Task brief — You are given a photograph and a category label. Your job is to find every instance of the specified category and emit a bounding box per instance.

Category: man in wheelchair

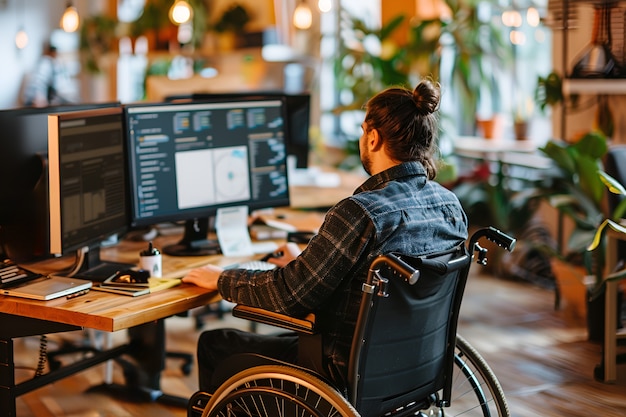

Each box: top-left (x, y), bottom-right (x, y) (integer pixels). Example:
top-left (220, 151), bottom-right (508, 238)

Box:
top-left (182, 80), bottom-right (469, 399)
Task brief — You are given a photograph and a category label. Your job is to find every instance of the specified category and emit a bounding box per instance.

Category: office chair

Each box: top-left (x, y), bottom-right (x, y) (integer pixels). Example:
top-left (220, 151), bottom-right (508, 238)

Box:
top-left (188, 227), bottom-right (515, 417)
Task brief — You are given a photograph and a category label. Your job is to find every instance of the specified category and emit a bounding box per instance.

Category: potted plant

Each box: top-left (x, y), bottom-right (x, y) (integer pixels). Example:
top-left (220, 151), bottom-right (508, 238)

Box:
top-left (512, 95), bottom-right (534, 140)
top-left (536, 131), bottom-right (626, 339)
top-left (330, 12), bottom-right (411, 169)
top-left (585, 170), bottom-right (626, 339)
top-left (211, 3), bottom-right (251, 51)
top-left (331, 1), bottom-right (511, 166)
top-left (409, 0), bottom-right (512, 136)
top-left (535, 71), bottom-right (566, 114)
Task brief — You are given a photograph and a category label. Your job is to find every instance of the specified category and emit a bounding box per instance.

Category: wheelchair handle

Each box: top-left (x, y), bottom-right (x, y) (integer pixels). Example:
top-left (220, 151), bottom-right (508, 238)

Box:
top-left (469, 226), bottom-right (516, 253)
top-left (468, 227), bottom-right (516, 266)
top-left (369, 254), bottom-right (420, 285)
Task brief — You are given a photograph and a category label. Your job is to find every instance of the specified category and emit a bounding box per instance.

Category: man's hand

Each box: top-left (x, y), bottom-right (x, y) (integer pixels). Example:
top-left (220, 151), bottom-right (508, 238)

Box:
top-left (182, 264), bottom-right (223, 290)
top-left (267, 242), bottom-right (302, 268)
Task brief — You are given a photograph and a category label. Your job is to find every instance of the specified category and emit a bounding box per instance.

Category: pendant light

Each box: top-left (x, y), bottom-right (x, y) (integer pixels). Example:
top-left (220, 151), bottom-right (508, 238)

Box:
top-left (293, 0), bottom-right (312, 30)
top-left (60, 2), bottom-right (80, 33)
top-left (169, 0), bottom-right (193, 25)
top-left (15, 0), bottom-right (28, 49)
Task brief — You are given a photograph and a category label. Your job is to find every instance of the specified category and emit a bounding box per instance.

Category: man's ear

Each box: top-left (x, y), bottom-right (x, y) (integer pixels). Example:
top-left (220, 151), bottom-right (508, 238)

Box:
top-left (368, 128), bottom-right (383, 151)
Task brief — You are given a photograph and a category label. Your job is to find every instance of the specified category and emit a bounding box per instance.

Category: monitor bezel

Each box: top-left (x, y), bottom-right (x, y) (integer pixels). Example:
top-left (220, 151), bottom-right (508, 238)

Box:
top-left (47, 106), bottom-right (129, 256)
top-left (0, 102), bottom-right (121, 263)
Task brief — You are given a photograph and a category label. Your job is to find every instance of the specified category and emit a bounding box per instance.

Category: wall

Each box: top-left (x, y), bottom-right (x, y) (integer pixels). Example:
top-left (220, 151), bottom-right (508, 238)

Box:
top-left (0, 0), bottom-right (62, 108)
top-left (0, 0), bottom-right (280, 109)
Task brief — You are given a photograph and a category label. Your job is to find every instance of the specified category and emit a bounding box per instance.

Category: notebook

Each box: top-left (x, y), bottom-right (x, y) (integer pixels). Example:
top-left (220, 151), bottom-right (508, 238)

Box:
top-left (2, 276), bottom-right (92, 300)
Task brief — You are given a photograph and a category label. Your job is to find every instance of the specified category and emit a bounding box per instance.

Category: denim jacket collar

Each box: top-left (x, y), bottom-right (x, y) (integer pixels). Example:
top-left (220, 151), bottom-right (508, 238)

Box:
top-left (354, 161), bottom-right (427, 195)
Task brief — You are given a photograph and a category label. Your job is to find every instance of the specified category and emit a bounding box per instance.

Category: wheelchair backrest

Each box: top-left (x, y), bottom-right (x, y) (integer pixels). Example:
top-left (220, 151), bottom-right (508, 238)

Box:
top-left (348, 244), bottom-right (471, 417)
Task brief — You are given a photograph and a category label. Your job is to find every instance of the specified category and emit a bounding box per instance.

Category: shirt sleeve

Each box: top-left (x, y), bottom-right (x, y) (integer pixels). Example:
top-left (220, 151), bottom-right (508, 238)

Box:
top-left (218, 198), bottom-right (375, 317)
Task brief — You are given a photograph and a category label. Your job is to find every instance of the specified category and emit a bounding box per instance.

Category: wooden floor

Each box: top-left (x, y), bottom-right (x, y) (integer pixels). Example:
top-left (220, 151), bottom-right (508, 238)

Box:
top-left (13, 268), bottom-right (626, 417)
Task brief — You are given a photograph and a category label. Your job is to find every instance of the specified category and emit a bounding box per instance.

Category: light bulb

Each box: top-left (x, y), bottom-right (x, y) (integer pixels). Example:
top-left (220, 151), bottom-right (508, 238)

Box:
top-left (169, 0), bottom-right (193, 25)
top-left (60, 5), bottom-right (80, 33)
top-left (527, 7), bottom-right (540, 27)
top-left (293, 1), bottom-right (312, 30)
top-left (15, 29), bottom-right (29, 49)
top-left (318, 0), bottom-right (332, 13)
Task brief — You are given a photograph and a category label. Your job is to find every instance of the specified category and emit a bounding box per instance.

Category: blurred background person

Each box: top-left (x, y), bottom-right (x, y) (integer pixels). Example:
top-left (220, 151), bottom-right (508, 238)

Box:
top-left (22, 42), bottom-right (75, 107)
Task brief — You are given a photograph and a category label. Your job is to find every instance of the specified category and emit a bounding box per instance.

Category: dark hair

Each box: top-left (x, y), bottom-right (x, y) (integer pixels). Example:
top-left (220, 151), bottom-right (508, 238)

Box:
top-left (364, 80), bottom-right (441, 179)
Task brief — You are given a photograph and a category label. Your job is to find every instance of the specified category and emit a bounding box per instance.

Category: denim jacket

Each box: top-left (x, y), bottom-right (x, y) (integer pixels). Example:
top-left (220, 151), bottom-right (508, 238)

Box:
top-left (219, 161), bottom-right (468, 384)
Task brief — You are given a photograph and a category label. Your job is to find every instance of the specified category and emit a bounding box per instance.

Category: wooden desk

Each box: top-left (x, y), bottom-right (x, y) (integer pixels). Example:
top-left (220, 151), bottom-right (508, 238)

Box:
top-left (0, 199), bottom-right (329, 416)
top-left (0, 237), bottom-right (220, 417)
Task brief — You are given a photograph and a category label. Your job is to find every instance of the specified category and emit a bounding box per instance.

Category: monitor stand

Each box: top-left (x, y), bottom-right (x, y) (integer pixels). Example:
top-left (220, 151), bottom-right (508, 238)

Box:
top-left (72, 244), bottom-right (136, 282)
top-left (162, 218), bottom-right (221, 257)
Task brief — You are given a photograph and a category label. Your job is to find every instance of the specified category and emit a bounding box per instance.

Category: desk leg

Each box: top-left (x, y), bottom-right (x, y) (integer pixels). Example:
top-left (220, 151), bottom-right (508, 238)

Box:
top-left (126, 320), bottom-right (166, 390)
top-left (0, 338), bottom-right (17, 417)
top-left (91, 319), bottom-right (187, 407)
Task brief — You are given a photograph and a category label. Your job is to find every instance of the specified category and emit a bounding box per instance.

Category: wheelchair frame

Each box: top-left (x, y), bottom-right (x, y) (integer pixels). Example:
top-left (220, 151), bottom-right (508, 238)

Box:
top-left (188, 227), bottom-right (515, 417)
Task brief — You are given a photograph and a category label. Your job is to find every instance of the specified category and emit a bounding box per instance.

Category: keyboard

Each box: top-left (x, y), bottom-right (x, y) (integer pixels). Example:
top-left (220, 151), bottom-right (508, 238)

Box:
top-left (167, 259), bottom-right (277, 280)
top-left (0, 259), bottom-right (42, 289)
top-left (225, 260), bottom-right (277, 271)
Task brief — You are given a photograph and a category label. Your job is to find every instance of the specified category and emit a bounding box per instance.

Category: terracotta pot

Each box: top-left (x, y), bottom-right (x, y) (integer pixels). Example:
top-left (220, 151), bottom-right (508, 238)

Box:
top-left (514, 121), bottom-right (529, 141)
top-left (476, 116), bottom-right (503, 139)
top-left (550, 259), bottom-right (588, 323)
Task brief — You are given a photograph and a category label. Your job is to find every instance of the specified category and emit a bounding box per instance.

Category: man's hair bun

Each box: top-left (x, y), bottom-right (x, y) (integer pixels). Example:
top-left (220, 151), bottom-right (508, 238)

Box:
top-left (412, 80), bottom-right (440, 115)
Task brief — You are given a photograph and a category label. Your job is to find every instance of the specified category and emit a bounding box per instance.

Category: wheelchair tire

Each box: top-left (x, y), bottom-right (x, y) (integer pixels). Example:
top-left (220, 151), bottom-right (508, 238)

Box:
top-left (443, 335), bottom-right (510, 417)
top-left (203, 364), bottom-right (359, 417)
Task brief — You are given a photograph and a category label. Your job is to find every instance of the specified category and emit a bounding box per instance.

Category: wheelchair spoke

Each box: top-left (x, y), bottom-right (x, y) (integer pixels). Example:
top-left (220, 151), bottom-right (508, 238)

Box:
top-left (204, 365), bottom-right (358, 417)
top-left (439, 336), bottom-right (509, 417)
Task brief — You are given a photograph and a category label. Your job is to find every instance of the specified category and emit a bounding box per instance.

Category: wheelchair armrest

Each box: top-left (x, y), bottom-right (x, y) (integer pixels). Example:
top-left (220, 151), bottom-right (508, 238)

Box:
top-left (232, 305), bottom-right (317, 334)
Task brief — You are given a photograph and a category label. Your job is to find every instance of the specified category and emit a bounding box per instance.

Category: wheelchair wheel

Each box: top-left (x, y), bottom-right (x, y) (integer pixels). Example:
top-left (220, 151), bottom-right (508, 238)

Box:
top-left (438, 335), bottom-right (510, 417)
top-left (203, 364), bottom-right (358, 417)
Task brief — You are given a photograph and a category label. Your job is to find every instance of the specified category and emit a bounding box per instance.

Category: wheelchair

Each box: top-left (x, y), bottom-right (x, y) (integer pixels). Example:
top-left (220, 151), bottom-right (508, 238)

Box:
top-left (188, 227), bottom-right (515, 417)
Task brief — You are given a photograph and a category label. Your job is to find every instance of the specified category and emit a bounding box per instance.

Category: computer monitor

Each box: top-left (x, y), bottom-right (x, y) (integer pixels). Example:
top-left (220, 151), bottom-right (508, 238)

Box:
top-left (47, 106), bottom-right (133, 278)
top-left (124, 97), bottom-right (290, 256)
top-left (0, 102), bottom-right (120, 263)
top-left (167, 92), bottom-right (311, 168)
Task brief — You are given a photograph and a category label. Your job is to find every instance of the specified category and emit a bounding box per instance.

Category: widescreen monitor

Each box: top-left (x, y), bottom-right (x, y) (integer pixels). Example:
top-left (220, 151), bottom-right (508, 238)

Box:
top-left (48, 106), bottom-right (132, 278)
top-left (124, 98), bottom-right (290, 256)
top-left (0, 102), bottom-right (120, 263)
top-left (167, 92), bottom-right (311, 168)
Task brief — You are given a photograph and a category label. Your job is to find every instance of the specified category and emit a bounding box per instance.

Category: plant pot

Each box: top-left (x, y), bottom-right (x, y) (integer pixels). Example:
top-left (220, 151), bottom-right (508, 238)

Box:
top-left (476, 116), bottom-right (503, 139)
top-left (550, 259), bottom-right (588, 324)
top-left (513, 121), bottom-right (529, 141)
top-left (550, 259), bottom-right (624, 341)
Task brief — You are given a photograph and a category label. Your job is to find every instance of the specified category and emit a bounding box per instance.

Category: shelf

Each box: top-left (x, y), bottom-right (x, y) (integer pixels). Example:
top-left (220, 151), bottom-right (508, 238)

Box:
top-left (563, 78), bottom-right (626, 95)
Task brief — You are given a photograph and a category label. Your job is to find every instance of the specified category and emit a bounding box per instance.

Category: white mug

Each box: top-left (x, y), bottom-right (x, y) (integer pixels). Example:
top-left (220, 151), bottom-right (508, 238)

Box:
top-left (139, 253), bottom-right (162, 277)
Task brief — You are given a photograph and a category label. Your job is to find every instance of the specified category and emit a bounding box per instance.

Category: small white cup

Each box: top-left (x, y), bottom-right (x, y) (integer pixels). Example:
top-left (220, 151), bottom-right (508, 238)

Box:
top-left (139, 253), bottom-right (162, 277)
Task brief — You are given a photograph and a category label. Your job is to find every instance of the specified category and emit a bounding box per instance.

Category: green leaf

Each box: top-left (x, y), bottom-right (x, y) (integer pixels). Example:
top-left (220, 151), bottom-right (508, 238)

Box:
top-left (587, 219), bottom-right (626, 251)
top-left (539, 141), bottom-right (576, 175)
top-left (573, 131), bottom-right (608, 160)
top-left (599, 171), bottom-right (626, 196)
top-left (576, 154), bottom-right (605, 207)
top-left (587, 219), bottom-right (609, 251)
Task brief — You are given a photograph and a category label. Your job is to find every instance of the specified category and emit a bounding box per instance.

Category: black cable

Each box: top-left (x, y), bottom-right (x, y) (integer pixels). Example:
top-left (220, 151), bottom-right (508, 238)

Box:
top-left (35, 334), bottom-right (48, 377)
